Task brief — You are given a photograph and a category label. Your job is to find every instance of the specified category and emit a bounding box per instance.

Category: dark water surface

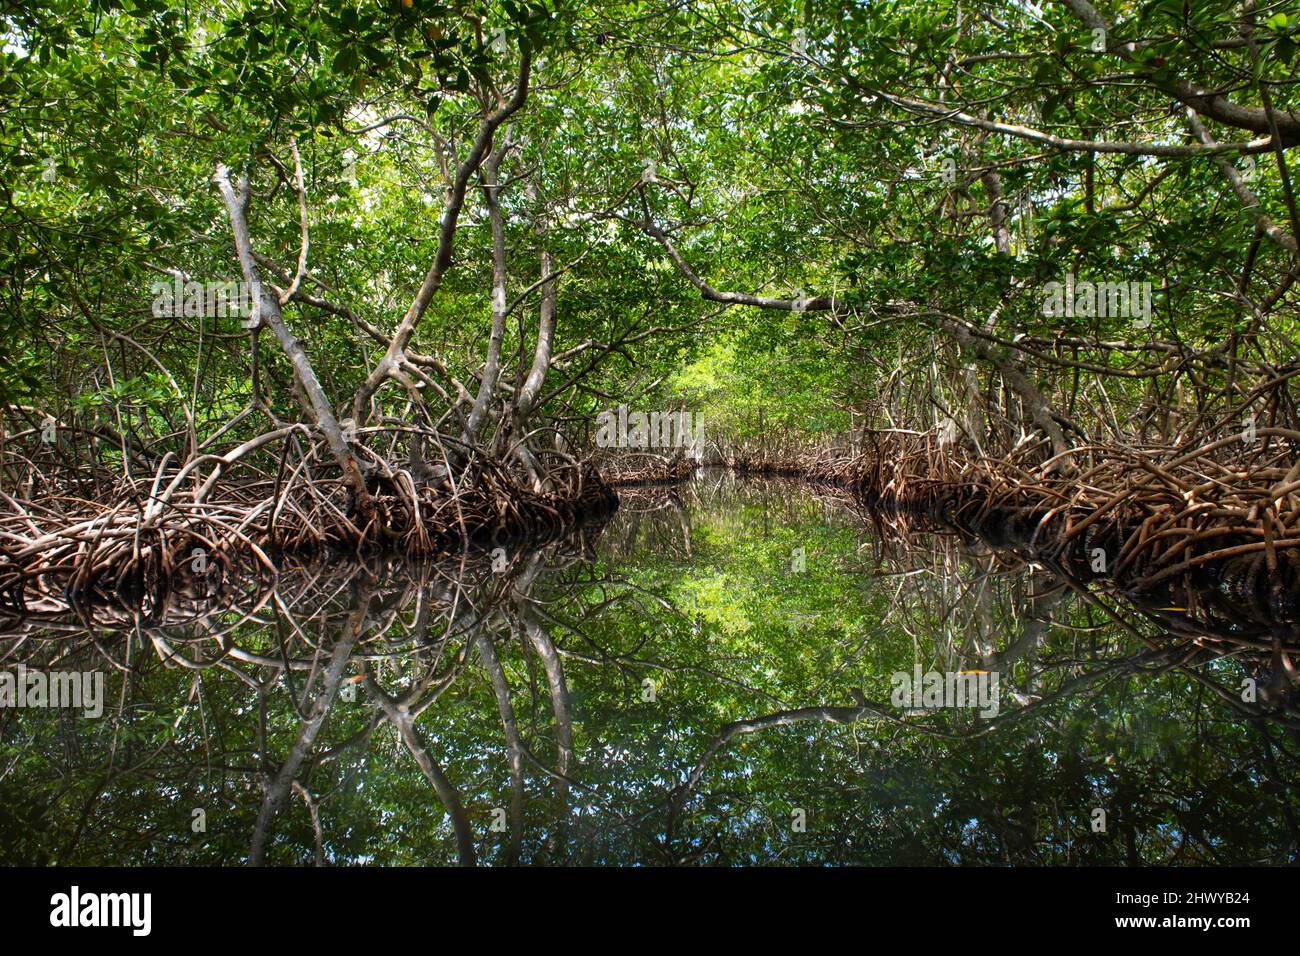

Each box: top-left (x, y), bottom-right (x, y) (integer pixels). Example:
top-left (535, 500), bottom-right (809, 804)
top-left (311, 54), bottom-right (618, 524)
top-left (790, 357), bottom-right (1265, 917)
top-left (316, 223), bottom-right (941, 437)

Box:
top-left (2, 473), bottom-right (1298, 865)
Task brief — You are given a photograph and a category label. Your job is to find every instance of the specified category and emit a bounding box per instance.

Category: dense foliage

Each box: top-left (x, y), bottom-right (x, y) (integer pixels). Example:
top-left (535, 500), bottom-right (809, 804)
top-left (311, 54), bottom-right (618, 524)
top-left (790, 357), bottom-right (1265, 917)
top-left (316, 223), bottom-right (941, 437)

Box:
top-left (5, 1), bottom-right (1299, 465)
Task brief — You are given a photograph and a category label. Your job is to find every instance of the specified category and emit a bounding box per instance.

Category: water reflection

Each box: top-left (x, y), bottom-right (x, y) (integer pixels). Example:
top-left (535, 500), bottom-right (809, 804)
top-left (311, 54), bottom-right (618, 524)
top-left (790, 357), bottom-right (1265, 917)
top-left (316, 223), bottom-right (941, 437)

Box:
top-left (1, 473), bottom-right (1297, 865)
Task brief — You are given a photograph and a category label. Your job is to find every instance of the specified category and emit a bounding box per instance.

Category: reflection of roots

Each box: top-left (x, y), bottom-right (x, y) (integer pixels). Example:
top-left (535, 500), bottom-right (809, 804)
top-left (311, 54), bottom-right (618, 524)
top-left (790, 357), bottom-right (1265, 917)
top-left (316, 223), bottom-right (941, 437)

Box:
top-left (0, 525), bottom-right (609, 867)
top-left (862, 508), bottom-right (1300, 724)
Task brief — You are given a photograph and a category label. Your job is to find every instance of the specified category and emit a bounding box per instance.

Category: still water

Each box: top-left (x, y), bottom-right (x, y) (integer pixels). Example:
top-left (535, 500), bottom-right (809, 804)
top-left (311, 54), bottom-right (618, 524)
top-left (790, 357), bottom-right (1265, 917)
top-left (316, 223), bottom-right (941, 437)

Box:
top-left (2, 473), bottom-right (1297, 865)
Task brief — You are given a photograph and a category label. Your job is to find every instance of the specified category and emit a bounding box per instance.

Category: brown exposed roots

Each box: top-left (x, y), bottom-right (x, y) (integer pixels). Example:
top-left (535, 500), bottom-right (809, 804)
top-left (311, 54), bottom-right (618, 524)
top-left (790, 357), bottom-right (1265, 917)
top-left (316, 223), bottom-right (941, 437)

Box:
top-left (598, 451), bottom-right (697, 486)
top-left (0, 424), bottom-right (616, 617)
top-left (855, 430), bottom-right (1300, 624)
top-left (716, 447), bottom-right (863, 486)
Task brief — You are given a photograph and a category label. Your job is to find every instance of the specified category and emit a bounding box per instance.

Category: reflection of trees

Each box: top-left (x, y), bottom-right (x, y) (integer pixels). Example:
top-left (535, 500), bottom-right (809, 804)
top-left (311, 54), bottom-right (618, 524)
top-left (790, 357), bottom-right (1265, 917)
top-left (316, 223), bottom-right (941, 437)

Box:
top-left (0, 518), bottom-right (611, 865)
top-left (1, 479), bottom-right (1298, 865)
top-left (858, 505), bottom-right (1300, 731)
top-left (639, 482), bottom-right (1300, 863)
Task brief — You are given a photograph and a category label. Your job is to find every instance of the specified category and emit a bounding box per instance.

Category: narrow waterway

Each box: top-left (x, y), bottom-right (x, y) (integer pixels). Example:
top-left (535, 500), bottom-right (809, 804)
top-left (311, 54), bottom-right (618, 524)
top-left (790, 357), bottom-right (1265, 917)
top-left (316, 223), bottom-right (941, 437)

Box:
top-left (1, 473), bottom-right (1297, 865)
